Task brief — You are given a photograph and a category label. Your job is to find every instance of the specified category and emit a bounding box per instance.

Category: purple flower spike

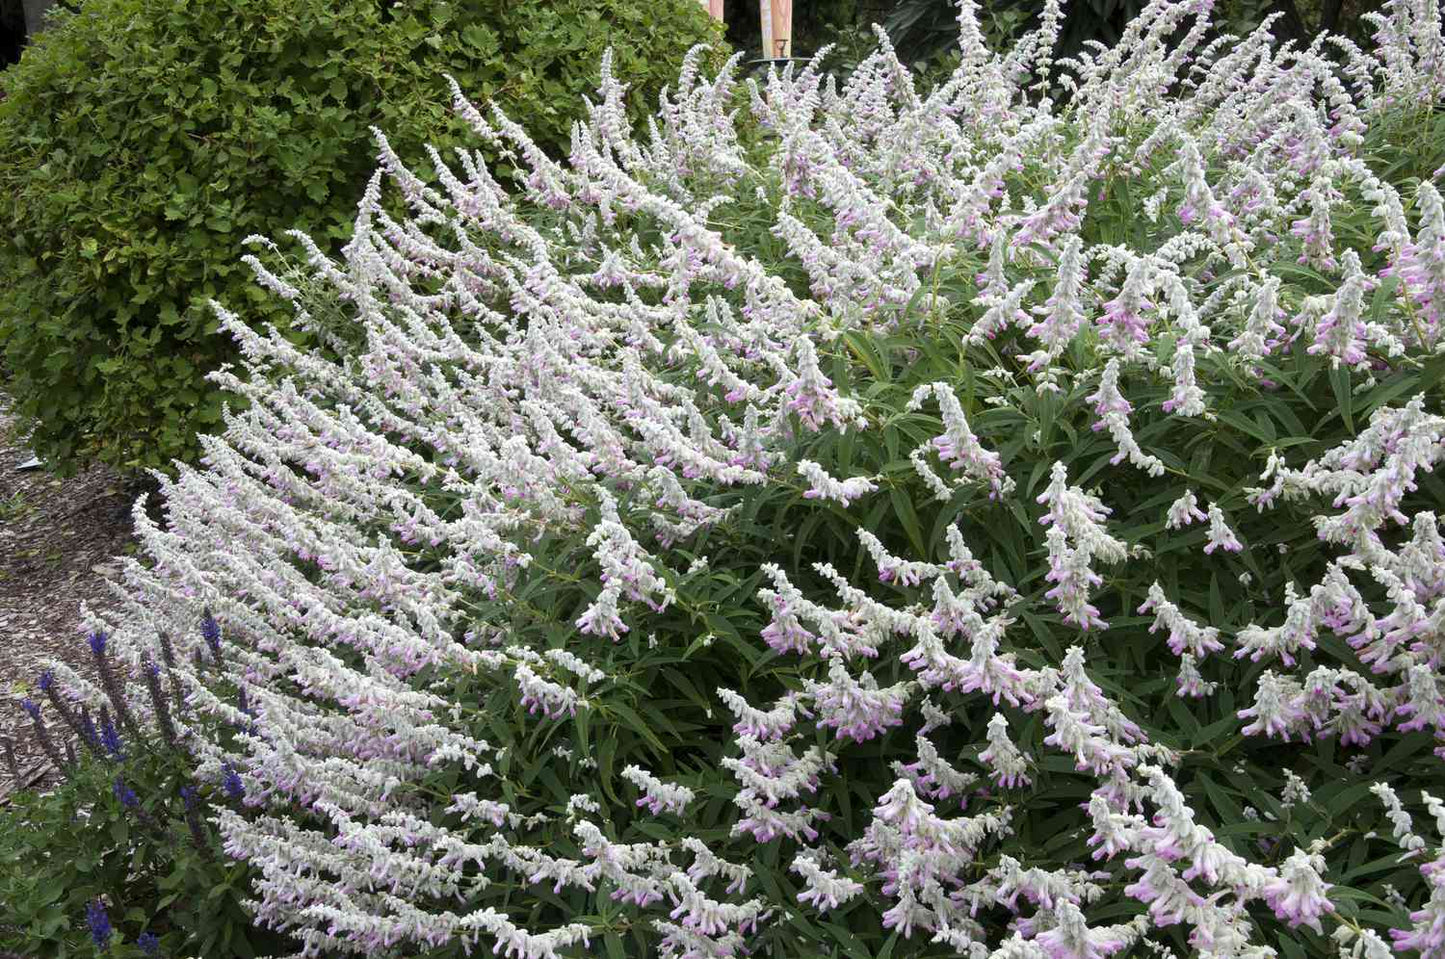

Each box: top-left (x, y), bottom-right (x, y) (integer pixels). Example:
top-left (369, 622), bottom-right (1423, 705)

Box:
top-left (20, 698), bottom-right (40, 720)
top-left (99, 714), bottom-right (125, 760)
top-left (87, 631), bottom-right (108, 655)
top-left (221, 763), bottom-right (245, 801)
top-left (38, 669), bottom-right (54, 692)
top-left (113, 776), bottom-right (139, 808)
top-left (79, 708), bottom-right (100, 748)
top-left (137, 932), bottom-right (161, 956)
top-left (201, 611), bottom-right (221, 655)
top-left (180, 783), bottom-right (211, 859)
top-left (86, 899), bottom-right (112, 949)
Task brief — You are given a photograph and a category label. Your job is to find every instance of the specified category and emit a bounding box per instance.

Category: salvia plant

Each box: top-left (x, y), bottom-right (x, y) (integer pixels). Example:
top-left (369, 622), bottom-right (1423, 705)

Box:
top-left (21, 0), bottom-right (1445, 955)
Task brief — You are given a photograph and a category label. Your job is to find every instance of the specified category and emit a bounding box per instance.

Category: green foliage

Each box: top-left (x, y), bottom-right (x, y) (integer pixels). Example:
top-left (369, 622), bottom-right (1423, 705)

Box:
top-left (884, 0), bottom-right (1035, 67)
top-left (0, 0), bottom-right (722, 475)
top-left (0, 739), bottom-right (277, 957)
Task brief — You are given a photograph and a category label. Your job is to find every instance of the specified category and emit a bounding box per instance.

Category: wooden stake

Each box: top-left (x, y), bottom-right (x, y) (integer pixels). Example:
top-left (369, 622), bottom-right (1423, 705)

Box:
top-left (759, 0), bottom-right (793, 59)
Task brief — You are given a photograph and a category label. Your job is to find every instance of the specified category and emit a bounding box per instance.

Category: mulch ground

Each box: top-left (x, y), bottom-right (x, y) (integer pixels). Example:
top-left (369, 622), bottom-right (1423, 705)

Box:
top-left (0, 396), bottom-right (147, 797)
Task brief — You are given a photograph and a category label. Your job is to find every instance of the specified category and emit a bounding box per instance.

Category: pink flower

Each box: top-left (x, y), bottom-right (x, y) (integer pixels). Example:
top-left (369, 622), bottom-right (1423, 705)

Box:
top-left (1263, 849), bottom-right (1334, 934)
top-left (1035, 901), bottom-right (1131, 959)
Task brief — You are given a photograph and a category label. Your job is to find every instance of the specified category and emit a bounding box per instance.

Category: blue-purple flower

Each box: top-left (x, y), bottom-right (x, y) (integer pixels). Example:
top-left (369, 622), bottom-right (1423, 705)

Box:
top-left (86, 899), bottom-right (112, 949)
top-left (221, 763), bottom-right (245, 801)
top-left (179, 783), bottom-right (211, 855)
top-left (140, 652), bottom-right (179, 748)
top-left (87, 630), bottom-right (108, 656)
top-left (137, 932), bottom-right (161, 956)
top-left (99, 713), bottom-right (125, 760)
top-left (79, 708), bottom-right (100, 748)
top-left (113, 776), bottom-right (138, 809)
top-left (201, 611), bottom-right (221, 657)
top-left (19, 697), bottom-right (40, 720)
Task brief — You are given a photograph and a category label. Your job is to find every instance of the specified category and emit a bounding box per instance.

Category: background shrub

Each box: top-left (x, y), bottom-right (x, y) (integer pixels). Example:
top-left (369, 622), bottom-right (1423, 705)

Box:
top-left (0, 0), bottom-right (721, 475)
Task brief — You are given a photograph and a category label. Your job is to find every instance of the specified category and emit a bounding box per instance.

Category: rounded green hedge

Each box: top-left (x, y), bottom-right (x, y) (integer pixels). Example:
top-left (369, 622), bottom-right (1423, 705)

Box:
top-left (0, 0), bottom-right (722, 474)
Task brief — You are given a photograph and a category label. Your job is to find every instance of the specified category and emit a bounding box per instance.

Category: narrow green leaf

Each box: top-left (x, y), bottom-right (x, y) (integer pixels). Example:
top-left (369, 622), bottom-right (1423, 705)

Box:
top-left (1329, 365), bottom-right (1354, 435)
top-left (889, 487), bottom-right (927, 557)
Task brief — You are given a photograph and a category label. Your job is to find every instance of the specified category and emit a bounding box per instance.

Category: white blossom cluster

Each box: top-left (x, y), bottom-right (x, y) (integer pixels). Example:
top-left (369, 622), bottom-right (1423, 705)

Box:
top-left (45, 0), bottom-right (1445, 956)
